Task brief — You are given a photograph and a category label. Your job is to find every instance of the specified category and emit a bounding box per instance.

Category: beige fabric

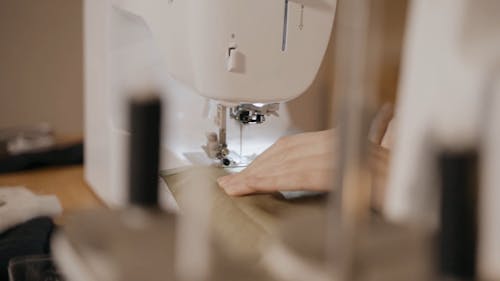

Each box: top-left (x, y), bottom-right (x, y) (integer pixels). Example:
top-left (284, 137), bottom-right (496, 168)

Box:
top-left (161, 166), bottom-right (327, 261)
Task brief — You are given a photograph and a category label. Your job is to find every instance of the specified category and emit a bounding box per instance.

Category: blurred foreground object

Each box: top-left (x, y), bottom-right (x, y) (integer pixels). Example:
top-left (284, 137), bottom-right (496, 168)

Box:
top-left (384, 0), bottom-right (500, 280)
top-left (52, 94), bottom-right (176, 281)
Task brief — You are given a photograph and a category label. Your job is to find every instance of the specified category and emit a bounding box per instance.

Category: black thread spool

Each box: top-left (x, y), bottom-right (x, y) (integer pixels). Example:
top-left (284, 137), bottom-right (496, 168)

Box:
top-left (438, 149), bottom-right (478, 280)
top-left (128, 94), bottom-right (161, 208)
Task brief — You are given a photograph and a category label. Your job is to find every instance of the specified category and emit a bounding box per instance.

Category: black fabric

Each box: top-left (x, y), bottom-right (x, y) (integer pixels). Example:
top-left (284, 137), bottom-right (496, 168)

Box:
top-left (0, 217), bottom-right (54, 281)
top-left (0, 143), bottom-right (83, 174)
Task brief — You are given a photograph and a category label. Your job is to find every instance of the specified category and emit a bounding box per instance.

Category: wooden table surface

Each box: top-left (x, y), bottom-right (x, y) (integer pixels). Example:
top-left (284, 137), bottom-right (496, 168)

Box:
top-left (0, 165), bottom-right (104, 223)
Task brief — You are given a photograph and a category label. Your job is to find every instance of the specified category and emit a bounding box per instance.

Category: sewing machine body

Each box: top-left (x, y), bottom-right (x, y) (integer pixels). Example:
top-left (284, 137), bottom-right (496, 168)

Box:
top-left (83, 0), bottom-right (336, 205)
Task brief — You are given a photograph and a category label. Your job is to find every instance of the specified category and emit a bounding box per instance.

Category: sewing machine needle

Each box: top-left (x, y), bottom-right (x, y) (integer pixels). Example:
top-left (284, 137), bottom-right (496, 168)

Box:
top-left (239, 123), bottom-right (243, 157)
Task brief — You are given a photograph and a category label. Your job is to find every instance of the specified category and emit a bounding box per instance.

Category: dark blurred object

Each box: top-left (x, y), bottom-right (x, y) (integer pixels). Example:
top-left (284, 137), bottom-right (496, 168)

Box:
top-left (438, 149), bottom-right (478, 280)
top-left (8, 255), bottom-right (62, 281)
top-left (0, 124), bottom-right (54, 158)
top-left (128, 95), bottom-right (161, 208)
top-left (0, 217), bottom-right (55, 281)
top-left (0, 143), bottom-right (83, 174)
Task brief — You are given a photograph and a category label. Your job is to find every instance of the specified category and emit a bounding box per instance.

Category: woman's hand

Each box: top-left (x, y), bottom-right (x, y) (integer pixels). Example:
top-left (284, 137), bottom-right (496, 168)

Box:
top-left (218, 103), bottom-right (394, 197)
top-left (217, 129), bottom-right (336, 196)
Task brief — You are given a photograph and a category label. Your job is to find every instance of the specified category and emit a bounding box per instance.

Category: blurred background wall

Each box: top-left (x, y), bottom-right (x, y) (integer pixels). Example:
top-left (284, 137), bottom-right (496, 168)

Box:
top-left (0, 0), bottom-right (83, 135)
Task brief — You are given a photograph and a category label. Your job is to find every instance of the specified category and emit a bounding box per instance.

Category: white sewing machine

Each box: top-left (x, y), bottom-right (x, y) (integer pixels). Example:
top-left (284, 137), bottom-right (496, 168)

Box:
top-left (84, 0), bottom-right (337, 206)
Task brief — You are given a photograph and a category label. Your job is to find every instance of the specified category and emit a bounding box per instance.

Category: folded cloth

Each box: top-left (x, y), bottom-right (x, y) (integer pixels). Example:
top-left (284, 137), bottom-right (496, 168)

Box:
top-left (0, 187), bottom-right (62, 233)
top-left (0, 217), bottom-right (55, 281)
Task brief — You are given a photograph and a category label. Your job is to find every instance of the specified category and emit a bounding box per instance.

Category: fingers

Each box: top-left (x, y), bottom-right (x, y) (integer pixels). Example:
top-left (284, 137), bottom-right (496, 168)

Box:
top-left (249, 170), bottom-right (333, 192)
top-left (217, 129), bottom-right (337, 196)
top-left (217, 157), bottom-right (334, 196)
top-left (243, 143), bottom-right (334, 178)
top-left (217, 153), bottom-right (333, 191)
top-left (219, 170), bottom-right (333, 196)
top-left (253, 153), bottom-right (334, 178)
top-left (251, 129), bottom-right (335, 165)
top-left (217, 174), bottom-right (256, 196)
top-left (369, 143), bottom-right (390, 211)
top-left (369, 103), bottom-right (394, 145)
top-left (241, 132), bottom-right (335, 178)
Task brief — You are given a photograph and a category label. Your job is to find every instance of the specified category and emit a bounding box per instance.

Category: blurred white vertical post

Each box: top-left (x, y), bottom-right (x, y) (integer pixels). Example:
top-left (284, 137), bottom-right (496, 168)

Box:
top-left (383, 0), bottom-right (500, 279)
top-left (328, 0), bottom-right (380, 279)
top-left (175, 168), bottom-right (213, 281)
top-left (480, 75), bottom-right (500, 281)
top-left (385, 0), bottom-right (484, 228)
top-left (461, 2), bottom-right (500, 279)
